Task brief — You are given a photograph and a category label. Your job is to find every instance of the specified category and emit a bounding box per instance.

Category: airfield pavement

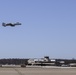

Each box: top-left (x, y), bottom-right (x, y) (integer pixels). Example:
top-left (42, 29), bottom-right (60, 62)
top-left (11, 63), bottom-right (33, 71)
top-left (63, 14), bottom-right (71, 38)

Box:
top-left (0, 67), bottom-right (76, 75)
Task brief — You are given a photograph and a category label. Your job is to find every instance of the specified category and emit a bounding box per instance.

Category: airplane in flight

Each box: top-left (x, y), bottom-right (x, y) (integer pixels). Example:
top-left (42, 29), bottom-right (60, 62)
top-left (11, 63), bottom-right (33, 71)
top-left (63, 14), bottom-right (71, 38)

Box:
top-left (2, 22), bottom-right (21, 27)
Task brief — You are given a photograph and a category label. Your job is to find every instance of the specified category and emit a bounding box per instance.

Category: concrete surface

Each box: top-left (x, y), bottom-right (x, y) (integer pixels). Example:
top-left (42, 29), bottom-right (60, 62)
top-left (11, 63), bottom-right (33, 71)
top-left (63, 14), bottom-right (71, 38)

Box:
top-left (0, 67), bottom-right (76, 75)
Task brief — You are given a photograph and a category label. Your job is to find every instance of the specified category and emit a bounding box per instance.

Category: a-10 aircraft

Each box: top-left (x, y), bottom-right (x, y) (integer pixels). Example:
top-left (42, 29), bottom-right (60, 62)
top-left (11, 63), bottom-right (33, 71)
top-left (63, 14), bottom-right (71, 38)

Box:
top-left (2, 22), bottom-right (21, 27)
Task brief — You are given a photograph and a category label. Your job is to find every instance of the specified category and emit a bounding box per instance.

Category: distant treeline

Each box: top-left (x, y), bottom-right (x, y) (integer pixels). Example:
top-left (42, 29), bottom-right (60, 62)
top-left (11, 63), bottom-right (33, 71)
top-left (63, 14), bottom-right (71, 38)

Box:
top-left (0, 59), bottom-right (28, 65)
top-left (0, 58), bottom-right (76, 66)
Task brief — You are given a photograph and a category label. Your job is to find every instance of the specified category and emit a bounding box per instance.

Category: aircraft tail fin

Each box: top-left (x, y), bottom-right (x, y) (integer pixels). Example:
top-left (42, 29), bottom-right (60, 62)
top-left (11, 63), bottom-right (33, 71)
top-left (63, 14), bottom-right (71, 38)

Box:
top-left (2, 23), bottom-right (6, 27)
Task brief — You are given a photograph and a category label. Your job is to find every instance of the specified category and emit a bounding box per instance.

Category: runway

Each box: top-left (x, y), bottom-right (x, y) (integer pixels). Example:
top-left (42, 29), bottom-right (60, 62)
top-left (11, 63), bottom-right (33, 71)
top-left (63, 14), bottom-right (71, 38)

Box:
top-left (0, 67), bottom-right (76, 75)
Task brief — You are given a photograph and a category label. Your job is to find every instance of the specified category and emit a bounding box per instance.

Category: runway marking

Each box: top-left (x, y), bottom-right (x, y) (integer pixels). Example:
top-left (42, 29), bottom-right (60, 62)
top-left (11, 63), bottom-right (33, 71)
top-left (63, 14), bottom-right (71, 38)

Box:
top-left (13, 68), bottom-right (24, 75)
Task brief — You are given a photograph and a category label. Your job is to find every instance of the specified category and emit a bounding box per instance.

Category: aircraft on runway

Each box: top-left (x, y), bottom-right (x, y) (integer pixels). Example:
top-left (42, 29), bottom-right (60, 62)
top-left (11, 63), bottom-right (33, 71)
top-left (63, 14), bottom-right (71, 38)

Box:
top-left (2, 22), bottom-right (21, 27)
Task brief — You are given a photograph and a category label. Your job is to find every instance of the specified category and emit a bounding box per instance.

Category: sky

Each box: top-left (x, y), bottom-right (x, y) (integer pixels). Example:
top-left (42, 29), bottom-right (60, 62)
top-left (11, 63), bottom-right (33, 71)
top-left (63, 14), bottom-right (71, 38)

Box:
top-left (0, 0), bottom-right (76, 59)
